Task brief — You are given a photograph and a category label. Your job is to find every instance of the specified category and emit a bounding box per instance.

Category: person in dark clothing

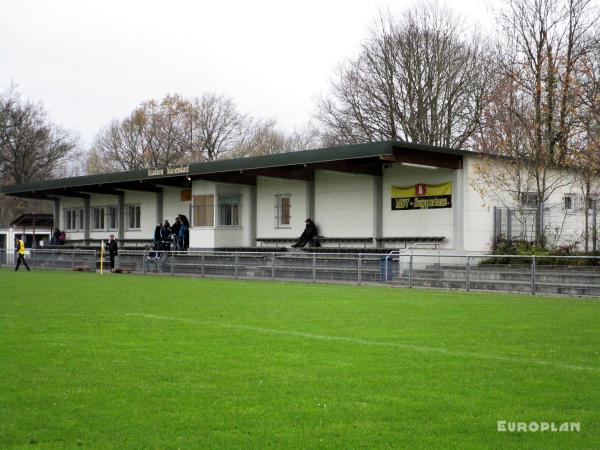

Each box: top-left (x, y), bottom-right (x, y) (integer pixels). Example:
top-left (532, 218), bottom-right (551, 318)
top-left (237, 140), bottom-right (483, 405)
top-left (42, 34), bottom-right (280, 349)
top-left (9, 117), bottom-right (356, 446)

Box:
top-left (178, 215), bottom-right (190, 251)
top-left (292, 218), bottom-right (319, 248)
top-left (14, 237), bottom-right (31, 271)
top-left (52, 228), bottom-right (60, 245)
top-left (160, 220), bottom-right (171, 250)
top-left (107, 234), bottom-right (118, 271)
top-left (171, 217), bottom-right (181, 250)
top-left (153, 223), bottom-right (162, 245)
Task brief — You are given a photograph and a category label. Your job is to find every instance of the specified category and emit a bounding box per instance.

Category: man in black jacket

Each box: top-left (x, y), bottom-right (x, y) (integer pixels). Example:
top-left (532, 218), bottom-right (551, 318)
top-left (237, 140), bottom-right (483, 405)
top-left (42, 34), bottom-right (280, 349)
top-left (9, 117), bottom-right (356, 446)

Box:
top-left (292, 219), bottom-right (319, 248)
top-left (107, 234), bottom-right (118, 271)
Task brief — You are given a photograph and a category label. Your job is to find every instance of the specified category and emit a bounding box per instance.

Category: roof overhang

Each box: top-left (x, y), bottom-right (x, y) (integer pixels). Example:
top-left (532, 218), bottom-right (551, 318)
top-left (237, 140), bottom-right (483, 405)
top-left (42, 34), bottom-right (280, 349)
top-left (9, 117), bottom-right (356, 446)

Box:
top-left (0, 141), bottom-right (473, 199)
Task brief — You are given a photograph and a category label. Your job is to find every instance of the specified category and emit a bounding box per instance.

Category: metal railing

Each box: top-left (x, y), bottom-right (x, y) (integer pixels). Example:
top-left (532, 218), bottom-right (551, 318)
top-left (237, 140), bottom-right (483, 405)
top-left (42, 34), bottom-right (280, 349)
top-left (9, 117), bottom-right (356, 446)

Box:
top-left (2, 248), bottom-right (599, 296)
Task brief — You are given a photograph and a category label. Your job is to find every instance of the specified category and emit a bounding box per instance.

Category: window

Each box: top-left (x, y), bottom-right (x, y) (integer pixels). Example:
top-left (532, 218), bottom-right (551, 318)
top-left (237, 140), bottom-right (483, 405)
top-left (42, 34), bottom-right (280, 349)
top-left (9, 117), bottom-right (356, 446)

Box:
top-left (520, 192), bottom-right (538, 208)
top-left (193, 195), bottom-right (214, 226)
top-left (92, 207), bottom-right (105, 230)
top-left (126, 205), bottom-right (141, 230)
top-left (107, 206), bottom-right (118, 230)
top-left (275, 194), bottom-right (291, 228)
top-left (64, 208), bottom-right (84, 231)
top-left (218, 194), bottom-right (240, 226)
top-left (564, 195), bottom-right (575, 213)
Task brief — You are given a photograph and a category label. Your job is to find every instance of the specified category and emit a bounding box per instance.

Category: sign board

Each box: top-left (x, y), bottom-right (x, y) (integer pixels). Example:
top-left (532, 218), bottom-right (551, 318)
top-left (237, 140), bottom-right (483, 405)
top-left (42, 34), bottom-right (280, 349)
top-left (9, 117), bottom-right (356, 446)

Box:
top-left (391, 182), bottom-right (452, 210)
top-left (147, 164), bottom-right (190, 177)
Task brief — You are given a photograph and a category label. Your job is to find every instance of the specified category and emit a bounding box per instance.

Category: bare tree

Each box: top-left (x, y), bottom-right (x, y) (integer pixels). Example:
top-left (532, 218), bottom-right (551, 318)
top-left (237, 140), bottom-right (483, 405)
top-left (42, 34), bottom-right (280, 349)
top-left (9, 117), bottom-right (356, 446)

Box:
top-left (472, 0), bottom-right (597, 244)
top-left (0, 85), bottom-right (78, 184)
top-left (91, 94), bottom-right (191, 171)
top-left (232, 120), bottom-right (320, 158)
top-left (317, 4), bottom-right (492, 148)
top-left (185, 93), bottom-right (249, 161)
top-left (0, 84), bottom-right (78, 227)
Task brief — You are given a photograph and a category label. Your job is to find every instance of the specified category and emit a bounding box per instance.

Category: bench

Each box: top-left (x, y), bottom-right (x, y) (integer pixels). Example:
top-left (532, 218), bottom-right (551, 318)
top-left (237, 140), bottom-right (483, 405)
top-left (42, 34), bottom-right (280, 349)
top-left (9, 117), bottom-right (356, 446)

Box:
top-left (376, 237), bottom-right (445, 249)
top-left (256, 236), bottom-right (373, 248)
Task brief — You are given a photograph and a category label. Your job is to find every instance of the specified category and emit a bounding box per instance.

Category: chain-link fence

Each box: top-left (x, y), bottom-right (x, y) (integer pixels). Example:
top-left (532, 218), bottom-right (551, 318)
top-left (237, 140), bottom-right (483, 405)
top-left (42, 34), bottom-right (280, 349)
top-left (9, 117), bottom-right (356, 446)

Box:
top-left (2, 248), bottom-right (599, 296)
top-left (494, 201), bottom-right (599, 251)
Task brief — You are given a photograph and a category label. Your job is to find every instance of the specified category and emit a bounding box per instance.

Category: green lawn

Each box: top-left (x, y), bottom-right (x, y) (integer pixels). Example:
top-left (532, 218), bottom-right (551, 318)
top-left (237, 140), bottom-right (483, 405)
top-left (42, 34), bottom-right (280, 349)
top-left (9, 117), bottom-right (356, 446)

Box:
top-left (1, 270), bottom-right (599, 449)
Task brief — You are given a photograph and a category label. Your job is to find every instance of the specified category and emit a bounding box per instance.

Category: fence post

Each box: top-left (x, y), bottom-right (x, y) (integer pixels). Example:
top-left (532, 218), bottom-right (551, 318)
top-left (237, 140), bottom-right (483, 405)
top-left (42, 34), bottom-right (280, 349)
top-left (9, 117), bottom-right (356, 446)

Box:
top-left (408, 254), bottom-right (413, 288)
top-left (142, 249), bottom-right (146, 274)
top-left (71, 249), bottom-right (75, 270)
top-left (506, 209), bottom-right (512, 240)
top-left (201, 253), bottom-right (205, 278)
top-left (465, 255), bottom-right (470, 292)
top-left (531, 255), bottom-right (536, 295)
top-left (593, 200), bottom-right (598, 253)
top-left (51, 249), bottom-right (55, 270)
top-left (234, 252), bottom-right (239, 280)
top-left (271, 253), bottom-right (275, 280)
top-left (312, 253), bottom-right (316, 283)
top-left (357, 253), bottom-right (362, 286)
top-left (170, 251), bottom-right (174, 276)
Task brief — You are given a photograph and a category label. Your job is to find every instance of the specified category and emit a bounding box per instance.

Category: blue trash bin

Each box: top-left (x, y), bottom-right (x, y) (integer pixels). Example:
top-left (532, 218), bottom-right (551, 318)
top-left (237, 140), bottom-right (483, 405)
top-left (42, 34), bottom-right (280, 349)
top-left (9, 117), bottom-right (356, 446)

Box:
top-left (379, 256), bottom-right (393, 281)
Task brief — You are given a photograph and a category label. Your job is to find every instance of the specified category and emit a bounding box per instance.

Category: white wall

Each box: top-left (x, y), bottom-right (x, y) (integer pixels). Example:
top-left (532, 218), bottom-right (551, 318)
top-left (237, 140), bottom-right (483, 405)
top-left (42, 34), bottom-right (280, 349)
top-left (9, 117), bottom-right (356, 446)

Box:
top-left (162, 186), bottom-right (191, 225)
top-left (314, 171), bottom-right (373, 237)
top-left (256, 176), bottom-right (307, 238)
top-left (382, 164), bottom-right (455, 248)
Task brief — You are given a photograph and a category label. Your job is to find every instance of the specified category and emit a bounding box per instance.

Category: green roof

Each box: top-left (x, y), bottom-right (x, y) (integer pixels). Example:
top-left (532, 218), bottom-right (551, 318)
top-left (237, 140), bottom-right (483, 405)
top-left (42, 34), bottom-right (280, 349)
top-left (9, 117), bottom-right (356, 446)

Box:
top-left (1, 140), bottom-right (474, 196)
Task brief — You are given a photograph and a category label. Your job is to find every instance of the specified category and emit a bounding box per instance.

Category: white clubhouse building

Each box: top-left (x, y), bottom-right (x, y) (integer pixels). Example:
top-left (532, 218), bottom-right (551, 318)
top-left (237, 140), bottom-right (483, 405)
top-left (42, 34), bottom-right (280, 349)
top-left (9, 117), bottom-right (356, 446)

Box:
top-left (1, 141), bottom-right (591, 252)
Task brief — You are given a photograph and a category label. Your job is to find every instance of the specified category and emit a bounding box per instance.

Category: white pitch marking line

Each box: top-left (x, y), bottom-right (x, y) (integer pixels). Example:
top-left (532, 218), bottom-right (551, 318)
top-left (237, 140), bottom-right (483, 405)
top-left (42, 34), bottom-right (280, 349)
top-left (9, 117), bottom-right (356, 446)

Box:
top-left (126, 313), bottom-right (600, 374)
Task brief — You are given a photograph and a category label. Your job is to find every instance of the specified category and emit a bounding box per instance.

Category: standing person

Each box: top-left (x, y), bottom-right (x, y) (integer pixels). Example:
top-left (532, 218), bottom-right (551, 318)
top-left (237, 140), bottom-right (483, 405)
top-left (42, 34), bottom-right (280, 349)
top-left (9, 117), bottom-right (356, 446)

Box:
top-left (160, 220), bottom-right (171, 251)
top-left (171, 217), bottom-right (181, 250)
top-left (178, 215), bottom-right (189, 251)
top-left (52, 228), bottom-right (60, 245)
top-left (14, 237), bottom-right (31, 271)
top-left (59, 230), bottom-right (66, 245)
top-left (292, 218), bottom-right (319, 248)
top-left (107, 234), bottom-right (118, 271)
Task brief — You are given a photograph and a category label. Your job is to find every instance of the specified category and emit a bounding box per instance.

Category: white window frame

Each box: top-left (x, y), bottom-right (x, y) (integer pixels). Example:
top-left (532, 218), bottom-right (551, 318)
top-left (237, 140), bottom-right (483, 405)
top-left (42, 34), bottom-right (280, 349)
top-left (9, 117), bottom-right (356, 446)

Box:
top-left (92, 206), bottom-right (106, 231)
top-left (217, 194), bottom-right (241, 227)
top-left (520, 192), bottom-right (538, 209)
top-left (125, 204), bottom-right (141, 231)
top-left (564, 194), bottom-right (576, 214)
top-left (64, 208), bottom-right (84, 231)
top-left (106, 205), bottom-right (118, 231)
top-left (274, 194), bottom-right (291, 229)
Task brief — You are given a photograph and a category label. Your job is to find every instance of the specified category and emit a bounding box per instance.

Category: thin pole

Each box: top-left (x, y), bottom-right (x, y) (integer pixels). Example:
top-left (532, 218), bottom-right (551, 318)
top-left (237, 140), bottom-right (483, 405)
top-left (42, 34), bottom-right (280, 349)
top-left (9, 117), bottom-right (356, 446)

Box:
top-left (466, 255), bottom-right (470, 292)
top-left (357, 253), bottom-right (362, 286)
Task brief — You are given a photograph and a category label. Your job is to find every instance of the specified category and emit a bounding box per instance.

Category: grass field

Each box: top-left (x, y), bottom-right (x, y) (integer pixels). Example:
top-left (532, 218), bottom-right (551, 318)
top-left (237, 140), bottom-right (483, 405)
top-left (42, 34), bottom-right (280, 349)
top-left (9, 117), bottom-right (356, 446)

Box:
top-left (1, 270), bottom-right (600, 449)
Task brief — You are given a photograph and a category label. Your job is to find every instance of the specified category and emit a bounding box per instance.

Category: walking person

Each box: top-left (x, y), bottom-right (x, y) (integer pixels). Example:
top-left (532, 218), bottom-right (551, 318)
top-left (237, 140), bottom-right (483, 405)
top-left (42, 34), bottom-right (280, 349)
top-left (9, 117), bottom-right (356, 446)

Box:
top-left (14, 237), bottom-right (31, 271)
top-left (107, 234), bottom-right (118, 271)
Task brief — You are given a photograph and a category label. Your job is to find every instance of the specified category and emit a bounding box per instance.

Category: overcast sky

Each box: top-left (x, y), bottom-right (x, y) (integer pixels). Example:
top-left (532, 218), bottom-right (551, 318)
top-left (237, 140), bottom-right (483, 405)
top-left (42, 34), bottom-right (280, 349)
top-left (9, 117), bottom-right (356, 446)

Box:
top-left (0, 0), bottom-right (494, 149)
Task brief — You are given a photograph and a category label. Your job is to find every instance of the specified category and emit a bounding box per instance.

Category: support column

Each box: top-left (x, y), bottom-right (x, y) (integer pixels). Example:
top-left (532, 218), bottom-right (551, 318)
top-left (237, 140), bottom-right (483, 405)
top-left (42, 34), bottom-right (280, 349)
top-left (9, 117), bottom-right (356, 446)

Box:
top-left (118, 192), bottom-right (125, 240)
top-left (156, 189), bottom-right (164, 225)
top-left (452, 167), bottom-right (465, 250)
top-left (249, 185), bottom-right (257, 247)
top-left (84, 197), bottom-right (90, 241)
top-left (306, 179), bottom-right (315, 220)
top-left (372, 175), bottom-right (383, 247)
top-left (53, 198), bottom-right (60, 231)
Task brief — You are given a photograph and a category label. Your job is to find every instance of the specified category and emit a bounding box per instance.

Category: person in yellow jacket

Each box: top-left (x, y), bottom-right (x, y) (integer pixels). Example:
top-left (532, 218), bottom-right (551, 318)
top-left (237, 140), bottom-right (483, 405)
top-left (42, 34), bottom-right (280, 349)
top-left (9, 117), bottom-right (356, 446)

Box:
top-left (14, 237), bottom-right (31, 271)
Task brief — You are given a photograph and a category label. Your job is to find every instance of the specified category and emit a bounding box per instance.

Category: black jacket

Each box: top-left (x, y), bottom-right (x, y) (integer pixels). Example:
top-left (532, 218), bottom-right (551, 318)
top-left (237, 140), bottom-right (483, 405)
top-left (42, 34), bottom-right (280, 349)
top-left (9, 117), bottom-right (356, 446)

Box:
top-left (300, 222), bottom-right (317, 240)
top-left (108, 239), bottom-right (118, 255)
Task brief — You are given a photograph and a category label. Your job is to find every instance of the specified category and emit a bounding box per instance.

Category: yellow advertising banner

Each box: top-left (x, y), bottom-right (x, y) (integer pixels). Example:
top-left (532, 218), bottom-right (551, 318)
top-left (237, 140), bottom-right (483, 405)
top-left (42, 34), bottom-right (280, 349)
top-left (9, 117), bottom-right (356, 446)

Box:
top-left (391, 182), bottom-right (452, 210)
